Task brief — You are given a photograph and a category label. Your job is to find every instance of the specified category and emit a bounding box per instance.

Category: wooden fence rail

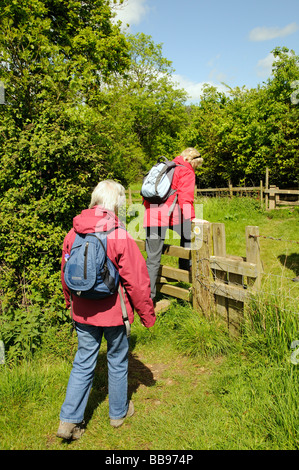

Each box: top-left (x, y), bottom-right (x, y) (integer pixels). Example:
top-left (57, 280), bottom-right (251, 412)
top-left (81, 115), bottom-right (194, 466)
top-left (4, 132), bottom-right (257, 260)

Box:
top-left (125, 186), bottom-right (299, 210)
top-left (265, 185), bottom-right (299, 210)
top-left (135, 221), bottom-right (263, 334)
top-left (196, 185), bottom-right (299, 210)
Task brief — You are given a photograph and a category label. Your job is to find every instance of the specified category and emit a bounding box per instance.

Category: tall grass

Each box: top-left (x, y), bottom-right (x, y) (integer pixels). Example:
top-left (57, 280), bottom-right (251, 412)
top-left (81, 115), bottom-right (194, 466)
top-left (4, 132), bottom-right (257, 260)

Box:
top-left (133, 291), bottom-right (299, 449)
top-left (133, 299), bottom-right (234, 360)
top-left (0, 196), bottom-right (298, 449)
top-left (243, 289), bottom-right (299, 363)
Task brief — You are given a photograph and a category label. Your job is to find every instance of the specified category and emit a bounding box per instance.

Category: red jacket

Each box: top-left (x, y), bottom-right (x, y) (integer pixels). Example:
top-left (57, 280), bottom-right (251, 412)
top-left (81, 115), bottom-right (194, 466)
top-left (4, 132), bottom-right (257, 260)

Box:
top-left (143, 155), bottom-right (196, 227)
top-left (61, 206), bottom-right (156, 328)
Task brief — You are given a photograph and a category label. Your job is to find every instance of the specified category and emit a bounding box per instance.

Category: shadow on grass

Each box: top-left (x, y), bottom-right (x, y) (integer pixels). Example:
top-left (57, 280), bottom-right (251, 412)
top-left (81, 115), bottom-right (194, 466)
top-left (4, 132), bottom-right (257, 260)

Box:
top-left (278, 252), bottom-right (299, 277)
top-left (84, 336), bottom-right (156, 425)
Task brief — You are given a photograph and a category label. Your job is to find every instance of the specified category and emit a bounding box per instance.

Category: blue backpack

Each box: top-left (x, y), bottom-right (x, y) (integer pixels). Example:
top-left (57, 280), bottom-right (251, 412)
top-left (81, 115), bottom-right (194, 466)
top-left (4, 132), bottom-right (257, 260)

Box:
top-left (64, 232), bottom-right (119, 299)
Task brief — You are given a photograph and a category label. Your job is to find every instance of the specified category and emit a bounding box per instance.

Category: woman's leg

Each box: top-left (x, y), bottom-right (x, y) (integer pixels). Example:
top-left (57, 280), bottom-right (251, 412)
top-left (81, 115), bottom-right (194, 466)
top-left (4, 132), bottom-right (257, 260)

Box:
top-left (59, 322), bottom-right (103, 423)
top-left (104, 325), bottom-right (130, 420)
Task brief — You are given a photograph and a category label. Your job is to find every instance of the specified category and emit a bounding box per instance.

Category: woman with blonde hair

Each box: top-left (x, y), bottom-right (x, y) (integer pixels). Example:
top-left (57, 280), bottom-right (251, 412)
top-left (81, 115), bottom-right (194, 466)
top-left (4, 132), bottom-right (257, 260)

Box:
top-left (143, 148), bottom-right (203, 302)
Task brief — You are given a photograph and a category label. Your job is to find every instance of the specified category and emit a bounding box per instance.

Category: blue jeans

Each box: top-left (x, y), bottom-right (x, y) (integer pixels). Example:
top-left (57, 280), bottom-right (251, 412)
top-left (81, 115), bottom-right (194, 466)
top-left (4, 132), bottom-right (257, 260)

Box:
top-left (60, 322), bottom-right (130, 423)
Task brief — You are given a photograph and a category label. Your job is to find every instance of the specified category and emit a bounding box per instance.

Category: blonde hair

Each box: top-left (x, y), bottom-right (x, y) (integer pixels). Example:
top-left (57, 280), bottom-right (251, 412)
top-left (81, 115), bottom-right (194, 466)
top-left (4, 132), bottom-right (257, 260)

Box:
top-left (180, 147), bottom-right (201, 162)
top-left (89, 179), bottom-right (125, 212)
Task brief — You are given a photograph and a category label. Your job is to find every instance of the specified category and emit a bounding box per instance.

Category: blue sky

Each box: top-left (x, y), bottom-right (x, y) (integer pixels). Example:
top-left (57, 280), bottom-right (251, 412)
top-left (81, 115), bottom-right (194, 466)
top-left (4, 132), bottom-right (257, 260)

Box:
top-left (113, 0), bottom-right (299, 102)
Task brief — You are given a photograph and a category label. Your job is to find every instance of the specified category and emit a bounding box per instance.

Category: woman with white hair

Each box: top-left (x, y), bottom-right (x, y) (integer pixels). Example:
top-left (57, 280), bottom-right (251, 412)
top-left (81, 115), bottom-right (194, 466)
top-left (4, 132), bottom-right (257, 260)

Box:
top-left (57, 180), bottom-right (156, 440)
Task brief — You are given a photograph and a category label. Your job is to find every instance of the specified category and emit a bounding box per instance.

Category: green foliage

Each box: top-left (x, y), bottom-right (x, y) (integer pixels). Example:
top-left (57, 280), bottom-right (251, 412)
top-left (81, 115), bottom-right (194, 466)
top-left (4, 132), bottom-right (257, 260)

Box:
top-left (0, 2), bottom-right (298, 363)
top-left (177, 48), bottom-right (299, 187)
top-left (132, 300), bottom-right (233, 359)
top-left (242, 291), bottom-right (299, 363)
top-left (108, 33), bottom-right (188, 165)
top-left (0, 0), bottom-right (131, 360)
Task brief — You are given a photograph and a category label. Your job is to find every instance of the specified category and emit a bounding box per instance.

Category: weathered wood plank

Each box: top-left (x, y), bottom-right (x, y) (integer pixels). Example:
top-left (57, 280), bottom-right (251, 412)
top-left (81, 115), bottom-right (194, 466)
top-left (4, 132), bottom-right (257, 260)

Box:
top-left (156, 283), bottom-right (190, 300)
top-left (246, 226), bottom-right (263, 290)
top-left (212, 223), bottom-right (229, 327)
top-left (162, 244), bottom-right (191, 259)
top-left (264, 189), bottom-right (299, 195)
top-left (134, 239), bottom-right (191, 259)
top-left (210, 256), bottom-right (258, 277)
top-left (135, 239), bottom-right (145, 251)
top-left (209, 281), bottom-right (247, 302)
top-left (158, 265), bottom-right (191, 283)
top-left (191, 222), bottom-right (214, 313)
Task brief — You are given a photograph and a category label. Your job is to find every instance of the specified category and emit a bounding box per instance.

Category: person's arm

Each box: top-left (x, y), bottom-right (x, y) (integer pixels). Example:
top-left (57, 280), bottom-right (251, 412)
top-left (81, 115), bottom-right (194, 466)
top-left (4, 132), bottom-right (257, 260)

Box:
top-left (112, 233), bottom-right (156, 328)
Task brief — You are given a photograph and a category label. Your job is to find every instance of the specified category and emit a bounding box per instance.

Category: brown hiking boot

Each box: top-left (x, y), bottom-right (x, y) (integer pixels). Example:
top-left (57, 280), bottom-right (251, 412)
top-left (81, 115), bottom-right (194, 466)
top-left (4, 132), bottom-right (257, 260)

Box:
top-left (56, 421), bottom-right (85, 440)
top-left (110, 401), bottom-right (135, 428)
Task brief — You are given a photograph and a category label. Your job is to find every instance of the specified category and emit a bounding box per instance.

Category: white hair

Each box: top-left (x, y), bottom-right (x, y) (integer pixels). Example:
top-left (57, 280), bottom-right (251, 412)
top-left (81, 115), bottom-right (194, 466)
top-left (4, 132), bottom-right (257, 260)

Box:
top-left (89, 179), bottom-right (125, 212)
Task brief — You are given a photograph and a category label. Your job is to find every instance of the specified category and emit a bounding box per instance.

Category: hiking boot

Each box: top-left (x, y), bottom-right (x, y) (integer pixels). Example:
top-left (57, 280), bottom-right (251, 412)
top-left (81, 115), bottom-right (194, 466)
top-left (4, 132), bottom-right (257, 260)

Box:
top-left (56, 421), bottom-right (85, 440)
top-left (110, 401), bottom-right (134, 428)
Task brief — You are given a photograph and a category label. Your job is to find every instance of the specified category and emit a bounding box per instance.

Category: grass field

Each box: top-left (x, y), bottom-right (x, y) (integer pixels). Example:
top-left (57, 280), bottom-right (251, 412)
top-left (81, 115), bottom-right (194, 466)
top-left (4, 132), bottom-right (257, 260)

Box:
top-left (0, 196), bottom-right (298, 450)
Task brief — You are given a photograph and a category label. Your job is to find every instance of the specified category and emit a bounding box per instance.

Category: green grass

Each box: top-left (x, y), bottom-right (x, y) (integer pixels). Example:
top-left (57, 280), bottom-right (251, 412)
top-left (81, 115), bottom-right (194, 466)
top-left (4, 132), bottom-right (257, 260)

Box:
top-left (0, 301), bottom-right (298, 450)
top-left (0, 196), bottom-right (298, 450)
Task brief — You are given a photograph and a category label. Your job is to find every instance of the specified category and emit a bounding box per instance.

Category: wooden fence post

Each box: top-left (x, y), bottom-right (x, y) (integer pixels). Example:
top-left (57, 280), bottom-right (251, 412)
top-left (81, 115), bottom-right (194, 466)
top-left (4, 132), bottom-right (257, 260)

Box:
top-left (191, 221), bottom-right (214, 315)
top-left (265, 167), bottom-right (269, 210)
top-left (212, 223), bottom-right (245, 334)
top-left (269, 185), bottom-right (276, 210)
top-left (246, 226), bottom-right (263, 291)
top-left (260, 180), bottom-right (263, 208)
top-left (128, 188), bottom-right (132, 205)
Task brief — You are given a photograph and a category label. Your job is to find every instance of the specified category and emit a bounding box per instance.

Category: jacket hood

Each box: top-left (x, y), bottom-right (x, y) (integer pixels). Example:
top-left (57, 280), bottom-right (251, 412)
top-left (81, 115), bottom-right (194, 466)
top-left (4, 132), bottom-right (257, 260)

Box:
top-left (73, 205), bottom-right (124, 234)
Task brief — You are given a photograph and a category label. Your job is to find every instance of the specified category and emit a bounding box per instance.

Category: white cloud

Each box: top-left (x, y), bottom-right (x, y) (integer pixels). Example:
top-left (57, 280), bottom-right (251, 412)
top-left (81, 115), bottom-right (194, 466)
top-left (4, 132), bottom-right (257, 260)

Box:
top-left (112, 0), bottom-right (150, 29)
top-left (249, 22), bottom-right (298, 41)
top-left (256, 53), bottom-right (275, 77)
top-left (172, 74), bottom-right (228, 103)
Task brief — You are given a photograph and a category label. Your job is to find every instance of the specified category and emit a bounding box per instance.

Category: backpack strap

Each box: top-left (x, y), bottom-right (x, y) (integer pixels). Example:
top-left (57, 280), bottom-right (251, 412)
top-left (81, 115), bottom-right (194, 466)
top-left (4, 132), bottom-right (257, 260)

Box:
top-left (166, 163), bottom-right (185, 216)
top-left (69, 292), bottom-right (76, 333)
top-left (118, 284), bottom-right (131, 339)
top-left (167, 193), bottom-right (178, 217)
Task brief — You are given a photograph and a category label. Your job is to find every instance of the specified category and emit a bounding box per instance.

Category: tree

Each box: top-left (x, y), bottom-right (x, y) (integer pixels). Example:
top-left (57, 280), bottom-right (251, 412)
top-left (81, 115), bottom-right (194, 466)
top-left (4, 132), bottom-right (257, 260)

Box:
top-left (176, 48), bottom-right (299, 188)
top-left (263, 47), bottom-right (299, 186)
top-left (109, 33), bottom-right (188, 166)
top-left (175, 84), bottom-right (230, 187)
top-left (0, 0), bottom-right (130, 358)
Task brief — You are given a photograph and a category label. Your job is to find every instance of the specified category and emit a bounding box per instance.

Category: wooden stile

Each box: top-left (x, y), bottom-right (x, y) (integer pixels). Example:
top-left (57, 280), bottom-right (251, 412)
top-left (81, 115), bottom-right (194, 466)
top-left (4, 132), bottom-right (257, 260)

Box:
top-left (134, 221), bottom-right (263, 334)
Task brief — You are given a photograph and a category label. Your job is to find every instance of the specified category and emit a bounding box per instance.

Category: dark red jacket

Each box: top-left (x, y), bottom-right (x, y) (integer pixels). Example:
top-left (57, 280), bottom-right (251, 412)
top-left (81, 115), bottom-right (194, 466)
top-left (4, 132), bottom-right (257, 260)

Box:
top-left (61, 206), bottom-right (156, 328)
top-left (143, 155), bottom-right (196, 227)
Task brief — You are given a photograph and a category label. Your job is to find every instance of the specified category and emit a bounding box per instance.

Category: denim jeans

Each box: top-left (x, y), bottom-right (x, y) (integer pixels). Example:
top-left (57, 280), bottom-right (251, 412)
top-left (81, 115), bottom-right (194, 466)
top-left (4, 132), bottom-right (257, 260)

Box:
top-left (60, 322), bottom-right (130, 423)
